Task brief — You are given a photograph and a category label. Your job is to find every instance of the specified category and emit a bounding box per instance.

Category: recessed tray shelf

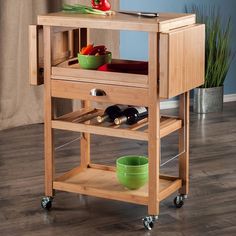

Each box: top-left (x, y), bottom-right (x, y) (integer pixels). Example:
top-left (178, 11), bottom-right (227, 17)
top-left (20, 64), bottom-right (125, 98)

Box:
top-left (54, 164), bottom-right (182, 205)
top-left (52, 108), bottom-right (183, 141)
top-left (52, 58), bottom-right (149, 88)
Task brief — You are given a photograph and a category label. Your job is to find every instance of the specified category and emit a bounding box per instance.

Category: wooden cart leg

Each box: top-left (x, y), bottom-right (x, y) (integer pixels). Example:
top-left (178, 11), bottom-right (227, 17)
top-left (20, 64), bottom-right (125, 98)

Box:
top-left (44, 26), bottom-right (54, 197)
top-left (148, 32), bottom-right (160, 216)
top-left (79, 28), bottom-right (91, 168)
top-left (179, 92), bottom-right (190, 195)
top-left (80, 100), bottom-right (91, 168)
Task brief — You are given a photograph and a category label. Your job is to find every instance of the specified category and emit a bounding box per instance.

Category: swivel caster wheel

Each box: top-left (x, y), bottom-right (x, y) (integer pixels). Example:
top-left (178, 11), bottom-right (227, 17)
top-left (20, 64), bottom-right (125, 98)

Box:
top-left (174, 195), bottom-right (186, 208)
top-left (41, 196), bottom-right (53, 210)
top-left (142, 215), bottom-right (158, 230)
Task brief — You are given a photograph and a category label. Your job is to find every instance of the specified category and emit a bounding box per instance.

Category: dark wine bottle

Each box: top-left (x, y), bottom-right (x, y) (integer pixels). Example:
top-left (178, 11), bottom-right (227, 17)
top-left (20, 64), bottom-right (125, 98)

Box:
top-left (97, 105), bottom-right (123, 123)
top-left (114, 107), bottom-right (148, 125)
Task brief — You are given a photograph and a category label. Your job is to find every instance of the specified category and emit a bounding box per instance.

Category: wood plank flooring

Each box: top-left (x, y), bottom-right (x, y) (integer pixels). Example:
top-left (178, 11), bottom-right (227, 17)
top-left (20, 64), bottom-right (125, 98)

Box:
top-left (0, 102), bottom-right (236, 236)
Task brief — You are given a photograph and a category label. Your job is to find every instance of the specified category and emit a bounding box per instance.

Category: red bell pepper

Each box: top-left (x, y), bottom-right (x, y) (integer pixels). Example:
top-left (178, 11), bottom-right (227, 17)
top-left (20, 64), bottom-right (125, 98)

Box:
top-left (91, 0), bottom-right (111, 11)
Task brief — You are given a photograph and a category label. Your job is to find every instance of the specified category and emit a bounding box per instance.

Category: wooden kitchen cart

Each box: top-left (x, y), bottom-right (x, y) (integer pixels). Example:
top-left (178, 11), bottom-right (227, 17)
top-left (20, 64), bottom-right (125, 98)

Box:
top-left (29, 11), bottom-right (205, 230)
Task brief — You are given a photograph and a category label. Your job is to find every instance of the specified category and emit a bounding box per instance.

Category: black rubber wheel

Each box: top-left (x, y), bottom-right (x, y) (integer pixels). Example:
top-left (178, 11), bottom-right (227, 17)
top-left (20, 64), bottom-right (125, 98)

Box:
top-left (174, 196), bottom-right (184, 208)
top-left (148, 221), bottom-right (154, 229)
top-left (41, 197), bottom-right (53, 210)
top-left (143, 216), bottom-right (156, 230)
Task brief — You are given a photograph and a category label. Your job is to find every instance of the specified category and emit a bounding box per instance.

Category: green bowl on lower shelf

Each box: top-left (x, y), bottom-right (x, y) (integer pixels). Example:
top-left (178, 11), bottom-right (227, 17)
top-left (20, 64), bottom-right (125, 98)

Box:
top-left (78, 52), bottom-right (112, 70)
top-left (116, 155), bottom-right (148, 190)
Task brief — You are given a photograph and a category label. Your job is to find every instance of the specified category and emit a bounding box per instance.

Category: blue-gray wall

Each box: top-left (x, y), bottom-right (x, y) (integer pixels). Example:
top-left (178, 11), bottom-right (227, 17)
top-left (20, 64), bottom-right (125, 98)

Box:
top-left (120, 0), bottom-right (236, 95)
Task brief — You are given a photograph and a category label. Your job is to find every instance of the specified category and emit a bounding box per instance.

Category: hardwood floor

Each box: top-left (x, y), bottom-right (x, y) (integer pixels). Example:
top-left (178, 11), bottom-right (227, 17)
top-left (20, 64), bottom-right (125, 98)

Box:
top-left (0, 102), bottom-right (236, 236)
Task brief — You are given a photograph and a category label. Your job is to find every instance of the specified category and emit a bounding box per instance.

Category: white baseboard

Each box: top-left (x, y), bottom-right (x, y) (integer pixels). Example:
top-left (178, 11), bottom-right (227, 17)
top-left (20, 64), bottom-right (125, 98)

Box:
top-left (160, 100), bottom-right (179, 110)
top-left (224, 94), bottom-right (236, 102)
top-left (160, 94), bottom-right (236, 110)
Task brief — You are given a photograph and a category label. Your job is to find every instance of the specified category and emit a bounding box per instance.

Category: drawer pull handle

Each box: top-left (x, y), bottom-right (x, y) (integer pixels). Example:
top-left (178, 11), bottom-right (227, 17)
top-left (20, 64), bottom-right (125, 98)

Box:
top-left (90, 88), bottom-right (106, 97)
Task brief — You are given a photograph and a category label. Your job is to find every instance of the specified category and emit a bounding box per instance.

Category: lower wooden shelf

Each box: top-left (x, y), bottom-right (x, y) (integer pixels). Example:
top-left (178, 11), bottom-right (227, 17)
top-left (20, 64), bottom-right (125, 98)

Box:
top-left (53, 164), bottom-right (182, 205)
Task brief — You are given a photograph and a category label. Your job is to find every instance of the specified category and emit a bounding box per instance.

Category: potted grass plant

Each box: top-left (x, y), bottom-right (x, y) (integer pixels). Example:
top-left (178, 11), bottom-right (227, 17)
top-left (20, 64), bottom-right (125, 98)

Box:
top-left (187, 5), bottom-right (234, 113)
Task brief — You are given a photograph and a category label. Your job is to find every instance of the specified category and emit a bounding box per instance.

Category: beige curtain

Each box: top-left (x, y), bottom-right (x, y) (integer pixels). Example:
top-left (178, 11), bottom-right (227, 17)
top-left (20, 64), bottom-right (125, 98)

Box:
top-left (0, 0), bottom-right (119, 130)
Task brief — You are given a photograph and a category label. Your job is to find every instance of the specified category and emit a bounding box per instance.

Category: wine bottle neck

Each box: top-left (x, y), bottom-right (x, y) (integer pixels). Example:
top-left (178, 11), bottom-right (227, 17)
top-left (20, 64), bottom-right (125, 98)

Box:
top-left (114, 116), bottom-right (127, 125)
top-left (97, 114), bottom-right (109, 123)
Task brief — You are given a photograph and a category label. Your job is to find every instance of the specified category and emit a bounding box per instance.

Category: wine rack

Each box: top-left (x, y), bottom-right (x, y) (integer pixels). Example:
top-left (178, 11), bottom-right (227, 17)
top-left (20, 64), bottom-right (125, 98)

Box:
top-left (54, 108), bottom-right (183, 141)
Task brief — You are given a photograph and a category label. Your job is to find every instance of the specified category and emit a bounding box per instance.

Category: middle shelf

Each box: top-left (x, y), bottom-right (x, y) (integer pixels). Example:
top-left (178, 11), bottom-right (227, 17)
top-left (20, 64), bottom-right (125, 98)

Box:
top-left (52, 108), bottom-right (183, 141)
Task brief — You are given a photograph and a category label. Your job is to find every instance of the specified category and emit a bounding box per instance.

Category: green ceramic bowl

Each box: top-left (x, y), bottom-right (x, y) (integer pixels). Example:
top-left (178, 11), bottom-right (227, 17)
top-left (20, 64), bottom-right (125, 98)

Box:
top-left (78, 52), bottom-right (112, 70)
top-left (116, 155), bottom-right (148, 190)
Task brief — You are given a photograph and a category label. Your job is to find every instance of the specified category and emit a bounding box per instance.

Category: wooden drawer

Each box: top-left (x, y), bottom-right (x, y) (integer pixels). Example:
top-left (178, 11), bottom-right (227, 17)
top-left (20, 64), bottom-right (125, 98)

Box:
top-left (159, 24), bottom-right (205, 98)
top-left (51, 79), bottom-right (149, 106)
top-left (29, 25), bottom-right (79, 85)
